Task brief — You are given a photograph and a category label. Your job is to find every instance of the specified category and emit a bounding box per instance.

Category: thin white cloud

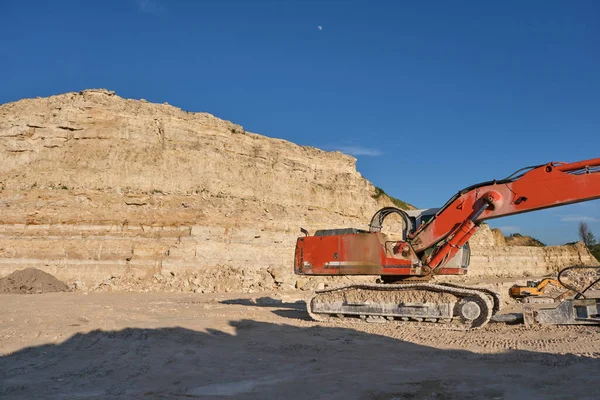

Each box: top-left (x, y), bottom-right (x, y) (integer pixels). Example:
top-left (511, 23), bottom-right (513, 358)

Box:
top-left (135, 0), bottom-right (163, 14)
top-left (334, 146), bottom-right (383, 157)
top-left (495, 225), bottom-right (521, 234)
top-left (558, 215), bottom-right (600, 223)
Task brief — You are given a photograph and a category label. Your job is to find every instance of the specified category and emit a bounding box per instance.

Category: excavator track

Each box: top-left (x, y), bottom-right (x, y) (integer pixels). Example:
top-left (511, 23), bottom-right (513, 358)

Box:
top-left (437, 283), bottom-right (502, 315)
top-left (380, 280), bottom-right (501, 315)
top-left (307, 283), bottom-right (496, 330)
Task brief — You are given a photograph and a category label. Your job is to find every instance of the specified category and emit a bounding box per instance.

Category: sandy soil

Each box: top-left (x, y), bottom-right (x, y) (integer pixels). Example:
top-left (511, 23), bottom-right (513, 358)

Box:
top-left (1, 291), bottom-right (599, 399)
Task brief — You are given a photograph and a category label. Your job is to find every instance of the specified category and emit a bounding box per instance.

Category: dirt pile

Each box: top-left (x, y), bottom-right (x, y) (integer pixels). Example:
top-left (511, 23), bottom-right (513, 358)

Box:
top-left (84, 265), bottom-right (367, 293)
top-left (559, 267), bottom-right (600, 294)
top-left (0, 268), bottom-right (68, 294)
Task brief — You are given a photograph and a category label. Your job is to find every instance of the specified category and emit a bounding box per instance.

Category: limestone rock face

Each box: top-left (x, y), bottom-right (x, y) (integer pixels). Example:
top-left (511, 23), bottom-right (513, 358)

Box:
top-left (0, 89), bottom-right (389, 225)
top-left (0, 89), bottom-right (596, 291)
top-left (0, 89), bottom-right (397, 290)
top-left (468, 225), bottom-right (598, 278)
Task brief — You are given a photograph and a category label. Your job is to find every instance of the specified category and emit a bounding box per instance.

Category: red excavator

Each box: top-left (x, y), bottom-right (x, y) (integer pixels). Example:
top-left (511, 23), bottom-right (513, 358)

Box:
top-left (294, 158), bottom-right (600, 329)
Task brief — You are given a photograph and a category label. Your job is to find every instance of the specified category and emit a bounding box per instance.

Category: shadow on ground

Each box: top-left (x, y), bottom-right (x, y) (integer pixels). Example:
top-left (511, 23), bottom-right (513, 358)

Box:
top-left (221, 297), bottom-right (306, 309)
top-left (221, 297), bottom-right (311, 321)
top-left (1, 320), bottom-right (597, 399)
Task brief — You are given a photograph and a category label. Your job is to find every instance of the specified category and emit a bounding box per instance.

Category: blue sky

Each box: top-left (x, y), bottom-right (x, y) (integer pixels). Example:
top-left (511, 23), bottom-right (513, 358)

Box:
top-left (1, 0), bottom-right (599, 245)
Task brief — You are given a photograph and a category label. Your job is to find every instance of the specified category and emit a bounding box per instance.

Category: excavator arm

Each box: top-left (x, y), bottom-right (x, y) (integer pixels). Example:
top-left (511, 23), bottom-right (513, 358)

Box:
top-left (412, 158), bottom-right (600, 271)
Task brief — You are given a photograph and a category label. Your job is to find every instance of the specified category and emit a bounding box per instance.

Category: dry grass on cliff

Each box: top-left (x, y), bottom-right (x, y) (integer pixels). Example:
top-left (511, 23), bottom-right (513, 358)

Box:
top-left (505, 233), bottom-right (546, 247)
top-left (372, 186), bottom-right (414, 210)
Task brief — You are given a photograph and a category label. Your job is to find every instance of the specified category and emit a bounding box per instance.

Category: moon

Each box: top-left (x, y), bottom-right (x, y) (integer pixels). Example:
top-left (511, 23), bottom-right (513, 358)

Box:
top-left (317, 25), bottom-right (323, 31)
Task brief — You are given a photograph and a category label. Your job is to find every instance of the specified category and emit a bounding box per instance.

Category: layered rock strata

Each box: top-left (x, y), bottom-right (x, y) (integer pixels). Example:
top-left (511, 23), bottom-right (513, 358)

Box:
top-left (0, 90), bottom-right (596, 292)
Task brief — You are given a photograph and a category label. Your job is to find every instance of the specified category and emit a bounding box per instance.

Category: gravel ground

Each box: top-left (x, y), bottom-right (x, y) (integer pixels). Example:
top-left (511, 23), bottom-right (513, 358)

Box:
top-left (1, 291), bottom-right (599, 399)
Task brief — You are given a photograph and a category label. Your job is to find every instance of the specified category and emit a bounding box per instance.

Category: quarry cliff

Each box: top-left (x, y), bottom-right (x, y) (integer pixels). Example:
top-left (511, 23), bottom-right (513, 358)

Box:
top-left (0, 89), bottom-right (596, 292)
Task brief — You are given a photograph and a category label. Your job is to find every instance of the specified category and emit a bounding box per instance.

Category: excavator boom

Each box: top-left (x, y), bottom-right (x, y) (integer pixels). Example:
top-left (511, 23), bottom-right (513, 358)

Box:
top-left (412, 158), bottom-right (600, 268)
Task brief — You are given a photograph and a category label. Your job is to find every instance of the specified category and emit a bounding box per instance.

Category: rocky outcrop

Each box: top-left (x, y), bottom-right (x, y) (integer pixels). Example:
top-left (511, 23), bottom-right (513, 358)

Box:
top-left (503, 233), bottom-right (546, 247)
top-left (0, 89), bottom-right (400, 291)
top-left (0, 90), bottom-right (596, 292)
top-left (468, 225), bottom-right (598, 278)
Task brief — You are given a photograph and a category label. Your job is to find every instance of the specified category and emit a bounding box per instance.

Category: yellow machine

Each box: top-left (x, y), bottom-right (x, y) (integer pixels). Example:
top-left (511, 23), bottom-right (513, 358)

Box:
top-left (509, 279), bottom-right (562, 298)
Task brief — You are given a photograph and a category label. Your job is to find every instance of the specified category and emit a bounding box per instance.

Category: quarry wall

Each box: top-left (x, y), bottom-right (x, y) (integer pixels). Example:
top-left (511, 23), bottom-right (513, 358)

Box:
top-left (0, 90), bottom-right (596, 292)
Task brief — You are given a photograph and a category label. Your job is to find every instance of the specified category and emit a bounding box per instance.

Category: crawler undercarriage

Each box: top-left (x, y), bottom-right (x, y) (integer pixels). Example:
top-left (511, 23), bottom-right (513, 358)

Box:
top-left (307, 283), bottom-right (500, 330)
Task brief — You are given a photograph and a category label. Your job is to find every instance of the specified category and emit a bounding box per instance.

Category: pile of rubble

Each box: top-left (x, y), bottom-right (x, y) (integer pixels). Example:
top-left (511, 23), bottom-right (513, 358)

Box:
top-left (77, 266), bottom-right (336, 294)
